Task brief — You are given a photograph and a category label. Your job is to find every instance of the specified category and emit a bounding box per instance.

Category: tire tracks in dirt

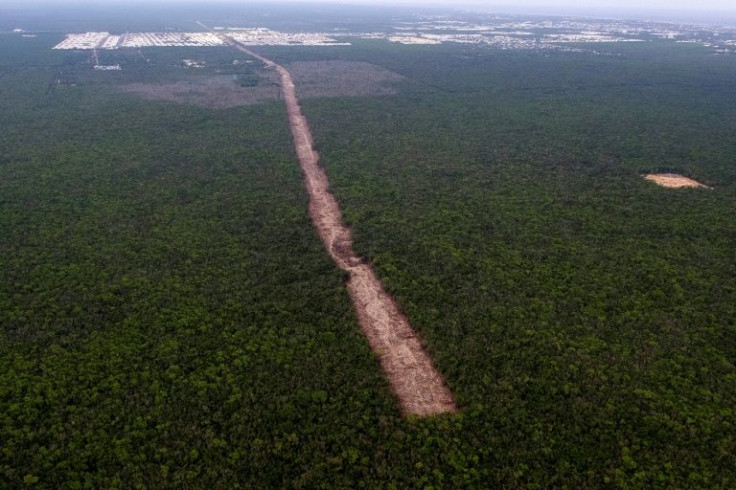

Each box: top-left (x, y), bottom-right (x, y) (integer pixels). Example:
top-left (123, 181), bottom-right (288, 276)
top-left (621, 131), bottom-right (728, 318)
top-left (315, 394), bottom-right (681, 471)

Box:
top-left (216, 31), bottom-right (457, 416)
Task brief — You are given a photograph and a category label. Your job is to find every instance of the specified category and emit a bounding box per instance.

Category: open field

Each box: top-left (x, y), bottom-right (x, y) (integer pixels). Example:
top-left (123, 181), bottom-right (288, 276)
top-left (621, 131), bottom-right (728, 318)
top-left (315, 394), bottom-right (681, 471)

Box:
top-left (289, 60), bottom-right (403, 98)
top-left (117, 61), bottom-right (403, 108)
top-left (119, 75), bottom-right (280, 108)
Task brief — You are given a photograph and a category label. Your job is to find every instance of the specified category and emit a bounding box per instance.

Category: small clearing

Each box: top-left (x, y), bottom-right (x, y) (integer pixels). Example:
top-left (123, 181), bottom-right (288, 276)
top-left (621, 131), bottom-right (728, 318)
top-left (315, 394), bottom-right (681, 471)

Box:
top-left (644, 173), bottom-right (711, 189)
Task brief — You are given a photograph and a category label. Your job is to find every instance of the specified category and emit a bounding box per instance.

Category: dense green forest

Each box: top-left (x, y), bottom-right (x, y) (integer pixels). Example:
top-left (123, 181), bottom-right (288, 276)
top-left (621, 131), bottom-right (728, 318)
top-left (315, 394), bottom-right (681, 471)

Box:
top-left (269, 40), bottom-right (736, 486)
top-left (2, 27), bottom-right (736, 489)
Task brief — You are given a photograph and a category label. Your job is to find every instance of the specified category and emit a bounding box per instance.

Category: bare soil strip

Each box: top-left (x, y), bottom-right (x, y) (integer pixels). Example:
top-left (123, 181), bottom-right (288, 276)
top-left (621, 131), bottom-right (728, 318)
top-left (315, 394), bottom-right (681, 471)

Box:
top-left (644, 173), bottom-right (711, 189)
top-left (223, 37), bottom-right (457, 416)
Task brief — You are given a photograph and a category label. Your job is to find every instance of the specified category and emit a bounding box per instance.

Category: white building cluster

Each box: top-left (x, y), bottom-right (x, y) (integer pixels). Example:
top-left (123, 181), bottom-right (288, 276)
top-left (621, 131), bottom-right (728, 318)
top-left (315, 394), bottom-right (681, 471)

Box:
top-left (121, 32), bottom-right (224, 48)
top-left (53, 29), bottom-right (349, 50)
top-left (99, 35), bottom-right (122, 49)
top-left (54, 32), bottom-right (110, 49)
top-left (387, 36), bottom-right (441, 45)
top-left (544, 33), bottom-right (645, 43)
top-left (678, 39), bottom-right (736, 54)
top-left (227, 28), bottom-right (349, 46)
top-left (53, 32), bottom-right (225, 50)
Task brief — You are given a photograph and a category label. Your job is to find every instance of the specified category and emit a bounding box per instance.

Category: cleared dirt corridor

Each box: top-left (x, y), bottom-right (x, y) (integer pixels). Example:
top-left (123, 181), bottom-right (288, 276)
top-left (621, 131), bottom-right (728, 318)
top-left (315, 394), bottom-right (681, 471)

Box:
top-left (227, 40), bottom-right (457, 416)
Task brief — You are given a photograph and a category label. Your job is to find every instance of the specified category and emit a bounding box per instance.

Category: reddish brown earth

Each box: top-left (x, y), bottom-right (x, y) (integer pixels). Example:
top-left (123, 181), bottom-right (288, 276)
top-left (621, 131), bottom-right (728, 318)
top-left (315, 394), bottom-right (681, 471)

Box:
top-left (225, 39), bottom-right (457, 416)
top-left (643, 173), bottom-right (711, 189)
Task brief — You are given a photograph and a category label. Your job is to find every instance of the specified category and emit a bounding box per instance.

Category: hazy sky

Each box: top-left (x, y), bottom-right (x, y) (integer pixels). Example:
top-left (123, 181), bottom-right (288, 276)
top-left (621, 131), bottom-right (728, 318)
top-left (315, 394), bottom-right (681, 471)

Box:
top-left (403, 0), bottom-right (721, 7)
top-left (241, 0), bottom-right (735, 11)
top-left (273, 0), bottom-right (736, 23)
top-left (7, 0), bottom-right (735, 8)
top-left (4, 0), bottom-right (735, 24)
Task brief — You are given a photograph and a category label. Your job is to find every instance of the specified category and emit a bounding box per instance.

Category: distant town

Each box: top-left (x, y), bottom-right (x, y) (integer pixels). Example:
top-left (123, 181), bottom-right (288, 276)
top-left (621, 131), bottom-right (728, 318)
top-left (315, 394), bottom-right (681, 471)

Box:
top-left (45, 16), bottom-right (736, 55)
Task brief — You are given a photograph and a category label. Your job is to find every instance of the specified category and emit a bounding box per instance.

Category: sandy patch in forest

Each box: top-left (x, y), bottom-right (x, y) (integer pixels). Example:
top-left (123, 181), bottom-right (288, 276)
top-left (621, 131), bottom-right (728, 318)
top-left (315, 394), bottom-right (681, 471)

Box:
top-left (227, 41), bottom-right (457, 417)
top-left (118, 74), bottom-right (280, 109)
top-left (644, 173), bottom-right (710, 189)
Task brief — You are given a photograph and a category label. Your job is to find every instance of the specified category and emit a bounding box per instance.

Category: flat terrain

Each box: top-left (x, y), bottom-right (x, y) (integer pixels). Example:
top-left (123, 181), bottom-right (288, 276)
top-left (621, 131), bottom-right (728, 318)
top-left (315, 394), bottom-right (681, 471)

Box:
top-left (229, 41), bottom-right (456, 415)
top-left (119, 60), bottom-right (403, 108)
top-left (289, 60), bottom-right (404, 98)
top-left (644, 173), bottom-right (710, 188)
top-left (120, 75), bottom-right (280, 108)
top-left (267, 39), bottom-right (736, 487)
top-left (2, 14), bottom-right (736, 489)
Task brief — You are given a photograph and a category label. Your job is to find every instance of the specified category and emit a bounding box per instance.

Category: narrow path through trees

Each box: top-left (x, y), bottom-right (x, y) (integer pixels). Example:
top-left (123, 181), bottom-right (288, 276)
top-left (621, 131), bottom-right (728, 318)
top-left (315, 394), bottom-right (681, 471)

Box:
top-left (214, 30), bottom-right (457, 416)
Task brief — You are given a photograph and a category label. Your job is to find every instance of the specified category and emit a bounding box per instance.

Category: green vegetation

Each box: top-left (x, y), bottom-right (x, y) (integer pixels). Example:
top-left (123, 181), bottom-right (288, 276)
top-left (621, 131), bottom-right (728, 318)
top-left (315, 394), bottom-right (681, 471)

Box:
top-left (2, 29), bottom-right (736, 489)
top-left (0, 38), bottom-right (402, 488)
top-left (268, 40), bottom-right (736, 486)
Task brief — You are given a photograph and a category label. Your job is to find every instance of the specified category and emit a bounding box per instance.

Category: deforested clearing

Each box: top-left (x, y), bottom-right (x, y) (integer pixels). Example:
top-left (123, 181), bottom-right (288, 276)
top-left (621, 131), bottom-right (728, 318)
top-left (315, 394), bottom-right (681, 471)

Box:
top-left (644, 173), bottom-right (710, 189)
top-left (287, 61), bottom-right (404, 98)
top-left (117, 61), bottom-right (402, 108)
top-left (119, 75), bottom-right (279, 108)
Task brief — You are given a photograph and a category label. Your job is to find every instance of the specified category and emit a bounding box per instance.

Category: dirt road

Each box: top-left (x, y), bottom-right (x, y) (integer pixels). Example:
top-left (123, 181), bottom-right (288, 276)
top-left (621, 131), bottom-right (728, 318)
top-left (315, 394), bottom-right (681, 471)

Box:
top-left (221, 36), bottom-right (457, 416)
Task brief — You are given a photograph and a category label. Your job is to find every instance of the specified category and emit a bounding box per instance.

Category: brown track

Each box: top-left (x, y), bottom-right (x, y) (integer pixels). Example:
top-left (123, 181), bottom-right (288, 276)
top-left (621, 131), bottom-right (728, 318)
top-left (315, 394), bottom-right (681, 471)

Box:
top-left (219, 35), bottom-right (457, 416)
